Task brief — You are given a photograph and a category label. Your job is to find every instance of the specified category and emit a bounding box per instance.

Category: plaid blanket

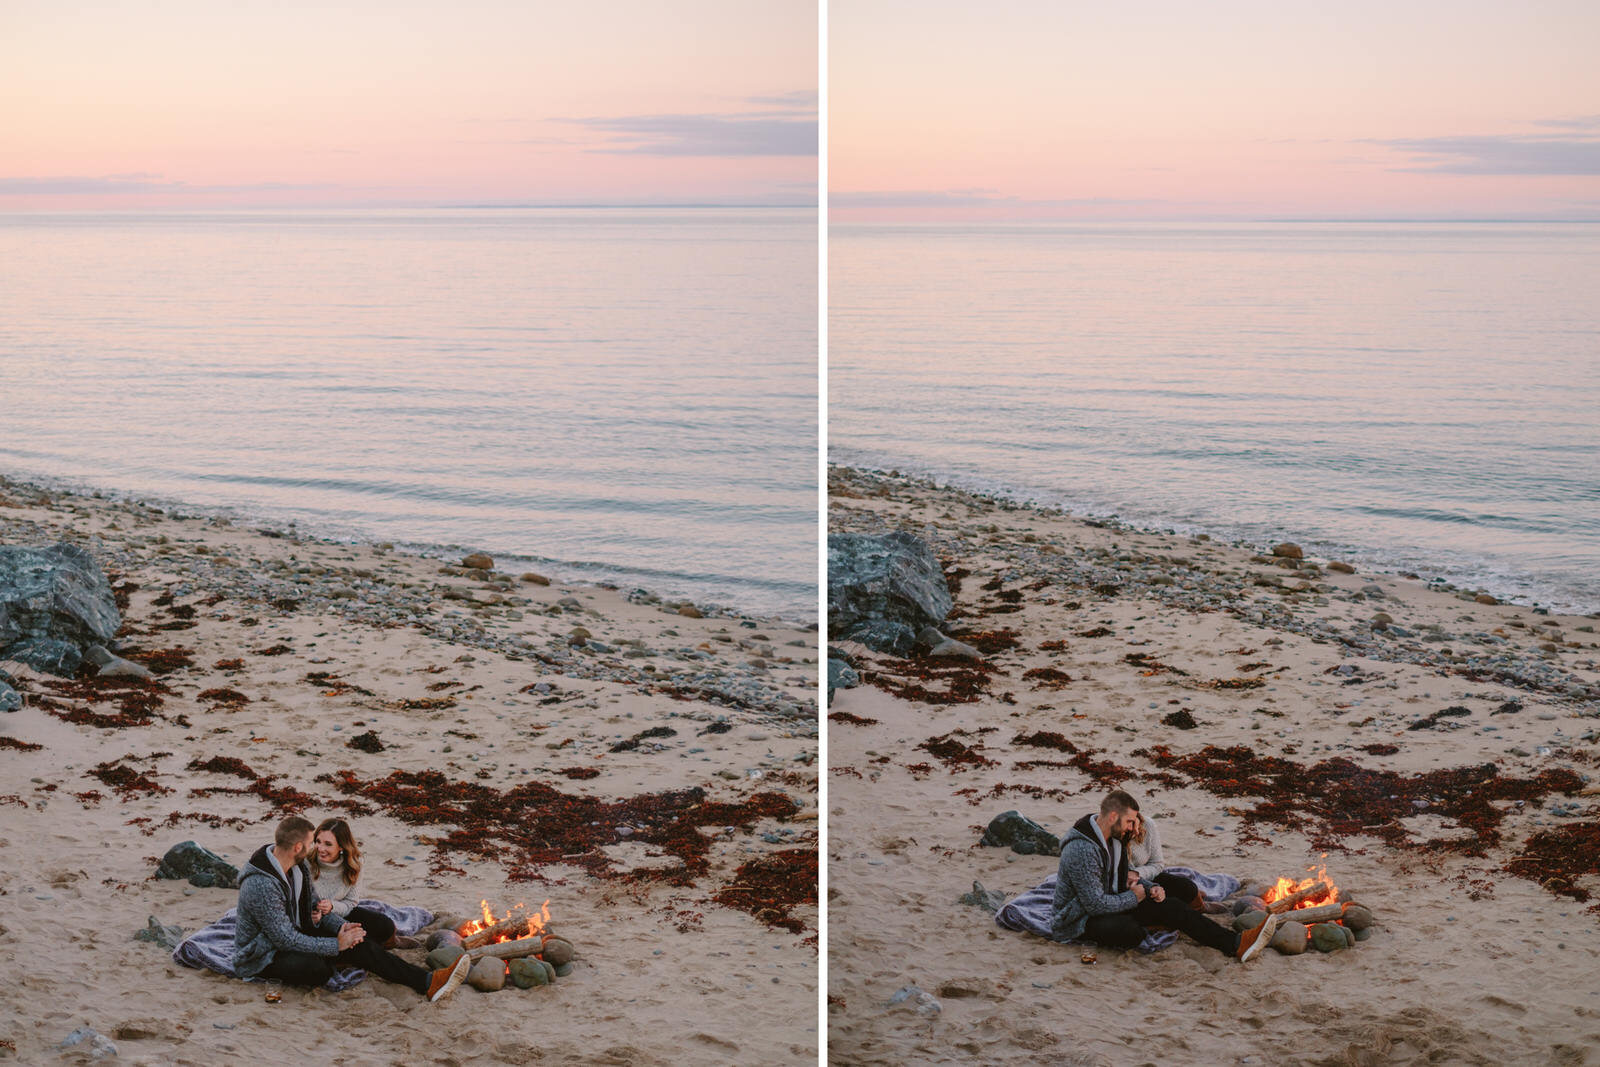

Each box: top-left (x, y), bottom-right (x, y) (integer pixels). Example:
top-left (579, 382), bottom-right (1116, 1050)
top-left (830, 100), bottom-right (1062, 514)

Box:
top-left (172, 899), bottom-right (434, 991)
top-left (994, 866), bottom-right (1240, 953)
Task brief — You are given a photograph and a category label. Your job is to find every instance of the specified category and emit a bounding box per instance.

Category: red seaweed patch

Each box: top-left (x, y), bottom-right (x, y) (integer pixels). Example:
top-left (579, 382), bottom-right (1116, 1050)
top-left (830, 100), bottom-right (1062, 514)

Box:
top-left (919, 732), bottom-right (998, 771)
top-left (713, 848), bottom-right (817, 934)
top-left (121, 647), bottom-right (195, 674)
top-left (89, 758), bottom-right (172, 799)
top-left (1022, 666), bottom-right (1073, 688)
top-left (865, 656), bottom-right (1003, 705)
top-left (38, 677), bottom-right (167, 728)
top-left (1505, 822), bottom-right (1600, 910)
top-left (1135, 743), bottom-right (1583, 858)
top-left (828, 711), bottom-right (880, 726)
top-left (945, 628), bottom-right (1021, 655)
top-left (316, 768), bottom-right (800, 888)
top-left (198, 687), bottom-right (250, 708)
top-left (0, 737), bottom-right (43, 752)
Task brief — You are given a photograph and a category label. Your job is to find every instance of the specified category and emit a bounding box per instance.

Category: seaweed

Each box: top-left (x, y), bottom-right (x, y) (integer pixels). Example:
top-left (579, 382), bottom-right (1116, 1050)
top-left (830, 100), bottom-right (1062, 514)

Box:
top-left (0, 737), bottom-right (42, 752)
top-left (713, 848), bottom-right (816, 934)
top-left (39, 676), bottom-right (167, 728)
top-left (198, 687), bottom-right (250, 707)
top-left (1022, 666), bottom-right (1073, 688)
top-left (557, 767), bottom-right (602, 780)
top-left (121, 647), bottom-right (195, 674)
top-left (827, 711), bottom-right (879, 726)
top-left (611, 726), bottom-right (678, 752)
top-left (316, 768), bottom-right (800, 887)
top-left (88, 758), bottom-right (172, 799)
top-left (919, 732), bottom-right (998, 770)
top-left (945, 628), bottom-right (1021, 655)
top-left (186, 755), bottom-right (260, 779)
top-left (1504, 821), bottom-right (1600, 909)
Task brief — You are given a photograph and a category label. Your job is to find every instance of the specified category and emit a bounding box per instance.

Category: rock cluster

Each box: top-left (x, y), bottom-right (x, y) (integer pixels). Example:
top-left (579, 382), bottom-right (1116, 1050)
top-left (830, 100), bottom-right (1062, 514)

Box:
top-left (0, 542), bottom-right (121, 677)
top-left (828, 531), bottom-right (952, 655)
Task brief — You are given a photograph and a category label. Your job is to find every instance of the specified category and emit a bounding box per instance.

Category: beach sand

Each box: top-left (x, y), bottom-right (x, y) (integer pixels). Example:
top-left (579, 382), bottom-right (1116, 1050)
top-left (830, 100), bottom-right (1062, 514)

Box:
top-left (826, 466), bottom-right (1600, 1066)
top-left (0, 474), bottom-right (818, 1065)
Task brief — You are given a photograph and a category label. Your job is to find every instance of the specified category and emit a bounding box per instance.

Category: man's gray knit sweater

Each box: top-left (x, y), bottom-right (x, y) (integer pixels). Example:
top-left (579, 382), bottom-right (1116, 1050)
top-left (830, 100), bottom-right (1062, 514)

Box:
top-left (1049, 812), bottom-right (1139, 941)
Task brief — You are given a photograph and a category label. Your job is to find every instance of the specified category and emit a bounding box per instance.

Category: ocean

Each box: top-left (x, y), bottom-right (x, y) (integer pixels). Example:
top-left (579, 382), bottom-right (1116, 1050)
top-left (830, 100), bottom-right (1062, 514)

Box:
top-left (1, 208), bottom-right (818, 621)
top-left (830, 221), bottom-right (1600, 615)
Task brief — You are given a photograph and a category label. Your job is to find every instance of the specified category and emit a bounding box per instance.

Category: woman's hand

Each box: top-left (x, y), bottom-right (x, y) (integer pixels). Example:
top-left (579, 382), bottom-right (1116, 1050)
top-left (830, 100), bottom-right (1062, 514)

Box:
top-left (313, 899), bottom-right (334, 921)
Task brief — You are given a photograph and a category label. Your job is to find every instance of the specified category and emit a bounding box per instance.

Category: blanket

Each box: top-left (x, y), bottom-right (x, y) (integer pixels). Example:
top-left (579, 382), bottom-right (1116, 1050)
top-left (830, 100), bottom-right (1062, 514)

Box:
top-left (994, 866), bottom-right (1240, 953)
top-left (173, 899), bottom-right (435, 991)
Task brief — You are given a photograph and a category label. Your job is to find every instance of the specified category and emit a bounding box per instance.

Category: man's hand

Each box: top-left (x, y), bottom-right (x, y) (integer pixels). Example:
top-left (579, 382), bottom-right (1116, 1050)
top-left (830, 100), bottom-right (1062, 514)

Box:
top-left (1126, 871), bottom-right (1140, 890)
top-left (313, 900), bottom-right (334, 921)
top-left (1131, 882), bottom-right (1147, 902)
top-left (336, 922), bottom-right (365, 951)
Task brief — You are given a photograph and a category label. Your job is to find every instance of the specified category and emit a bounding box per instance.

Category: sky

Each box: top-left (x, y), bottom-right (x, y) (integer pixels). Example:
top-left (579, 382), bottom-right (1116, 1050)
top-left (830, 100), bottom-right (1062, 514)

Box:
top-left (0, 0), bottom-right (817, 210)
top-left (831, 0), bottom-right (1600, 221)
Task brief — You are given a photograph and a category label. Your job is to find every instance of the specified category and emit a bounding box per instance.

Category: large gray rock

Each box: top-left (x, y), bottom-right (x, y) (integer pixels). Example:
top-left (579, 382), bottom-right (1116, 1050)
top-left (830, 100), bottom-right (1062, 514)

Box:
top-left (0, 543), bottom-right (120, 676)
top-left (979, 810), bottom-right (1060, 856)
top-left (154, 841), bottom-right (238, 888)
top-left (827, 532), bottom-right (952, 655)
top-left (0, 680), bottom-right (20, 713)
top-left (827, 657), bottom-right (860, 702)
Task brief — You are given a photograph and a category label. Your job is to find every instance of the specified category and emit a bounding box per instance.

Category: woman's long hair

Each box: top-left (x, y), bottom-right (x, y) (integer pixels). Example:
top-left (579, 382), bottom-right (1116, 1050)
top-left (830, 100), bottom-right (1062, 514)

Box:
top-left (1128, 810), bottom-right (1147, 845)
top-left (311, 817), bottom-right (362, 886)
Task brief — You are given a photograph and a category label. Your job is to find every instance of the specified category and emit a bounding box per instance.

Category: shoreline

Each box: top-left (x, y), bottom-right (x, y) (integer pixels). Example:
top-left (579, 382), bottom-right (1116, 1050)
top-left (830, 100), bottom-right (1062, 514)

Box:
top-left (0, 465), bottom-right (817, 627)
top-left (0, 473), bottom-right (818, 1064)
top-left (827, 465), bottom-right (1599, 1065)
top-left (827, 455), bottom-right (1600, 618)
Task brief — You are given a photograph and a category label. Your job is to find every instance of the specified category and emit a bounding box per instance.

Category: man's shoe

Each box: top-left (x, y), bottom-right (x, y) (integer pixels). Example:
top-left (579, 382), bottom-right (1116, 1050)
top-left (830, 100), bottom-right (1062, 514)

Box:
top-left (1236, 911), bottom-right (1280, 963)
top-left (427, 954), bottom-right (471, 1002)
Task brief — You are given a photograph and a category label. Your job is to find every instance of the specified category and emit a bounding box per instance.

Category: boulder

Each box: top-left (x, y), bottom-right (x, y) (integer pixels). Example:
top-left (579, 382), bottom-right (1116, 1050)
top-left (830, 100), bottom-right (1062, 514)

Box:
top-left (154, 841), bottom-right (238, 889)
top-left (467, 957), bottom-right (506, 992)
top-left (85, 645), bottom-right (154, 680)
top-left (0, 543), bottom-right (121, 676)
top-left (828, 532), bottom-right (952, 655)
top-left (1271, 543), bottom-right (1304, 560)
top-left (509, 957), bottom-right (548, 988)
top-left (917, 626), bottom-right (982, 660)
top-left (1311, 922), bottom-right (1347, 952)
top-left (1270, 920), bottom-right (1308, 954)
top-left (425, 928), bottom-right (464, 952)
top-left (426, 944), bottom-right (466, 970)
top-left (461, 553), bottom-right (494, 570)
top-left (1341, 904), bottom-right (1374, 932)
top-left (979, 810), bottom-right (1060, 856)
top-left (539, 937), bottom-right (575, 966)
top-left (0, 680), bottom-right (20, 713)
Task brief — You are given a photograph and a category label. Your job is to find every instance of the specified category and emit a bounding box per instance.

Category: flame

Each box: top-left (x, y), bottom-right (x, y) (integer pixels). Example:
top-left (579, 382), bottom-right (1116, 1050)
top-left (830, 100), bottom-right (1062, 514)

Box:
top-left (1261, 864), bottom-right (1339, 909)
top-left (457, 899), bottom-right (553, 944)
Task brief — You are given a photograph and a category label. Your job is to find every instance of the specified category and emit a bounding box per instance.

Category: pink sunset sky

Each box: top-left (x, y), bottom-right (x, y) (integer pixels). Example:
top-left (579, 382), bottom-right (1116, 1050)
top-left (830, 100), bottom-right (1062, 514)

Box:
top-left (1, 0), bottom-right (816, 210)
top-left (832, 0), bottom-right (1600, 221)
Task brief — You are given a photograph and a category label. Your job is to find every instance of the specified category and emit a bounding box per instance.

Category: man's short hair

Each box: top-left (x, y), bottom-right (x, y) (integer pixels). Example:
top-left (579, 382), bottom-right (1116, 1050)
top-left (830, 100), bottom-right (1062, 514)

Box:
top-left (274, 815), bottom-right (316, 848)
top-left (1100, 790), bottom-right (1141, 816)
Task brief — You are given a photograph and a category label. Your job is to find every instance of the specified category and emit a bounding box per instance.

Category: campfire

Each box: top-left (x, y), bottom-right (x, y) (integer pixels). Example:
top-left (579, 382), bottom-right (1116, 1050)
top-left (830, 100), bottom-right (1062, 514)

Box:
top-left (1252, 865), bottom-right (1376, 954)
top-left (428, 899), bottom-right (577, 992)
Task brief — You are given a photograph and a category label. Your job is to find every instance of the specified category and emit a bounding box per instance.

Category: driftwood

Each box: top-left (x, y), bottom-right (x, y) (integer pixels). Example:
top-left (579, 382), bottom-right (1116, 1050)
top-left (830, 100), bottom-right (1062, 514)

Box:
top-left (1266, 882), bottom-right (1331, 914)
top-left (1271, 901), bottom-right (1344, 925)
top-left (466, 934), bottom-right (545, 962)
top-left (461, 913), bottom-right (540, 949)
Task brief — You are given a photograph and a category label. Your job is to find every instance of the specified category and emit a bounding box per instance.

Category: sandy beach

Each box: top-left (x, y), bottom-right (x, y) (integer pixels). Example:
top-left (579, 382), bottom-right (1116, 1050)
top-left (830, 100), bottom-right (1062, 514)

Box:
top-left (826, 465), bottom-right (1600, 1066)
top-left (0, 473), bottom-right (818, 1065)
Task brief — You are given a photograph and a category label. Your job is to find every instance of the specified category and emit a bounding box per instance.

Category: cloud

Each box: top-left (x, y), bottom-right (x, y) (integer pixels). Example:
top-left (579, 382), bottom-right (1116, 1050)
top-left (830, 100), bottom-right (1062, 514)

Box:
top-left (0, 174), bottom-right (331, 195)
top-left (561, 90), bottom-right (816, 157)
top-left (1374, 117), bottom-right (1600, 175)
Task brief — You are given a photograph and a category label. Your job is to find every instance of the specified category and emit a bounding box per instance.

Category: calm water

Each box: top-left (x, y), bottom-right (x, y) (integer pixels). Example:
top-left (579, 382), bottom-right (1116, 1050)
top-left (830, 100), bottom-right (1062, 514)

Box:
top-left (1, 208), bottom-right (817, 621)
top-left (831, 222), bottom-right (1600, 614)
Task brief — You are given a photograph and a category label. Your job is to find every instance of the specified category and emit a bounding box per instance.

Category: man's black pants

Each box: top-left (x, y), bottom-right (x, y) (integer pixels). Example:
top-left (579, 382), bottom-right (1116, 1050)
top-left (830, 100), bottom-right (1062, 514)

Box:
top-left (258, 937), bottom-right (429, 993)
top-left (1082, 892), bottom-right (1238, 956)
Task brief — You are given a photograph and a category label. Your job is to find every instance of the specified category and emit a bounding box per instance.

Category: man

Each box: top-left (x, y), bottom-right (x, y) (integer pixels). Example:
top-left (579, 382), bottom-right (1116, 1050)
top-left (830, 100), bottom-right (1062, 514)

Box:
top-left (233, 815), bottom-right (470, 1000)
top-left (1050, 791), bottom-right (1277, 961)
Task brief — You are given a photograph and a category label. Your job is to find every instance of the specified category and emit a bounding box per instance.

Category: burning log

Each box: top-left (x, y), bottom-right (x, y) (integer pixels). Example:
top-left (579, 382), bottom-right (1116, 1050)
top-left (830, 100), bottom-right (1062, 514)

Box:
top-left (461, 913), bottom-right (541, 949)
top-left (467, 934), bottom-right (546, 963)
top-left (1271, 901), bottom-right (1344, 925)
top-left (1266, 881), bottom-right (1330, 914)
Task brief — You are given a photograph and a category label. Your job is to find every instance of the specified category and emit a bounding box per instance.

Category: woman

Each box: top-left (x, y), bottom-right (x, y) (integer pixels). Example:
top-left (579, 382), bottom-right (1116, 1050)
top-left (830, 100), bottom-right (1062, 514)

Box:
top-left (309, 818), bottom-right (404, 948)
top-left (1125, 809), bottom-right (1205, 910)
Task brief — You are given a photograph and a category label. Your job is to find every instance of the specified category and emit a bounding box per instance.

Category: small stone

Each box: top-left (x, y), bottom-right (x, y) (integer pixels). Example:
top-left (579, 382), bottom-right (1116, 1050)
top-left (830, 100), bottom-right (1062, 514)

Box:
top-left (553, 962), bottom-right (573, 978)
top-left (509, 957), bottom-right (547, 988)
top-left (0, 681), bottom-right (21, 713)
top-left (426, 944), bottom-right (466, 970)
top-left (467, 957), bottom-right (506, 991)
top-left (1271, 543), bottom-right (1303, 559)
top-left (424, 929), bottom-right (464, 952)
top-left (1475, 593), bottom-right (1499, 605)
top-left (540, 936), bottom-right (575, 966)
top-left (957, 880), bottom-right (1007, 914)
top-left (1353, 925), bottom-right (1374, 942)
top-left (462, 552), bottom-right (494, 570)
top-left (1271, 920), bottom-right (1308, 954)
top-left (1341, 904), bottom-right (1374, 931)
top-left (1311, 922), bottom-right (1347, 952)
top-left (520, 572), bottom-right (551, 585)
top-left (132, 915), bottom-right (185, 950)
top-left (1231, 896), bottom-right (1267, 916)
top-left (1371, 612), bottom-right (1394, 628)
top-left (1327, 561), bottom-right (1356, 574)
top-left (678, 605), bottom-right (704, 618)
top-left (58, 1026), bottom-right (118, 1059)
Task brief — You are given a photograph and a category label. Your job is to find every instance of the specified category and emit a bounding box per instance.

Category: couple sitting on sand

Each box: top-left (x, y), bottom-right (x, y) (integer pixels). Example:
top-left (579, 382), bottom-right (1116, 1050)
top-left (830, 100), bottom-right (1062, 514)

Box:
top-left (1052, 790), bottom-right (1278, 962)
top-left (233, 815), bottom-right (470, 1002)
